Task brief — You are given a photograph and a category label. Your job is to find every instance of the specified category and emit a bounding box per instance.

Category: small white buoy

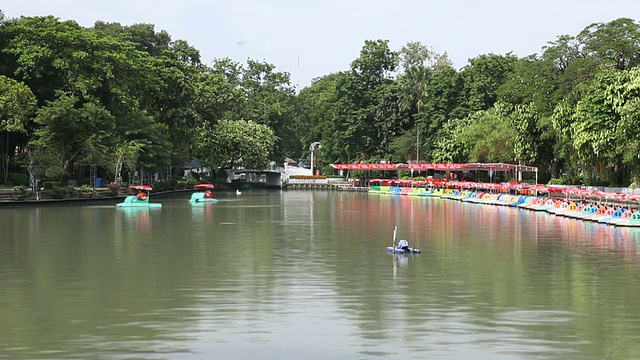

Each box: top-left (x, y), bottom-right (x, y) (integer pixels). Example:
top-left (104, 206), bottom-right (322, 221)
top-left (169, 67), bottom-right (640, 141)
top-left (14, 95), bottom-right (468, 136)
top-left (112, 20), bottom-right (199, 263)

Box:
top-left (236, 189), bottom-right (241, 195)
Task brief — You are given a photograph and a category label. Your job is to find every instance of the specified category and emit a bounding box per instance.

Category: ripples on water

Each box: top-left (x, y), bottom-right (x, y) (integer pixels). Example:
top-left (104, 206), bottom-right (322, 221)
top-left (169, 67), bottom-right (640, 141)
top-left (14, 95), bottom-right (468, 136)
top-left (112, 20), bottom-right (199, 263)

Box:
top-left (1, 191), bottom-right (640, 359)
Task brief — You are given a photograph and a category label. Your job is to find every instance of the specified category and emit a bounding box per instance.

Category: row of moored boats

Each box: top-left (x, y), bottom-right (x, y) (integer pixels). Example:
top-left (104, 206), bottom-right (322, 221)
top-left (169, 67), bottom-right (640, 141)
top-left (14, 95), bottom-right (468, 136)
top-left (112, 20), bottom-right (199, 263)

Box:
top-left (370, 186), bottom-right (640, 228)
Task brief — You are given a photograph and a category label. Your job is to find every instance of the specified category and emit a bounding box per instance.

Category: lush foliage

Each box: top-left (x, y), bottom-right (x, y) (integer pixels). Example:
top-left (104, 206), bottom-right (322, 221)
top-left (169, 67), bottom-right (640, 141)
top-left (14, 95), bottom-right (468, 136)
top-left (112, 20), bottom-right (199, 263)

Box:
top-left (2, 11), bottom-right (640, 187)
top-left (192, 119), bottom-right (276, 172)
top-left (0, 14), bottom-right (299, 184)
top-left (300, 18), bottom-right (640, 186)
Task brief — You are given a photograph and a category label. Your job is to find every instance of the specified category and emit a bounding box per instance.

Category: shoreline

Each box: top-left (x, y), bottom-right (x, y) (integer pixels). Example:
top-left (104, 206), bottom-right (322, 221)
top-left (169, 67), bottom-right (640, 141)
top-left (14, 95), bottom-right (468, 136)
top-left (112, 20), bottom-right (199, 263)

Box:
top-left (0, 189), bottom-right (194, 207)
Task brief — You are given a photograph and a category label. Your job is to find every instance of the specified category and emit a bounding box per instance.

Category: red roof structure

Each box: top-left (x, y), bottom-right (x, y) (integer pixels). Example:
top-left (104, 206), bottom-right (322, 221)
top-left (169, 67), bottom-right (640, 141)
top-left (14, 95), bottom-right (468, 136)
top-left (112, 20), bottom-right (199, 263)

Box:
top-left (130, 185), bottom-right (153, 190)
top-left (194, 183), bottom-right (215, 189)
top-left (330, 162), bottom-right (538, 172)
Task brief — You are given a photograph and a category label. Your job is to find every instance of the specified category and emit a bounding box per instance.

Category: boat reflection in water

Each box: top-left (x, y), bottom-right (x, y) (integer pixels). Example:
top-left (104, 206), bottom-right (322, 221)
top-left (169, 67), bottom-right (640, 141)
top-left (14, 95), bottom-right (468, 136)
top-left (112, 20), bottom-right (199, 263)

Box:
top-left (118, 207), bottom-right (151, 235)
top-left (190, 201), bottom-right (216, 231)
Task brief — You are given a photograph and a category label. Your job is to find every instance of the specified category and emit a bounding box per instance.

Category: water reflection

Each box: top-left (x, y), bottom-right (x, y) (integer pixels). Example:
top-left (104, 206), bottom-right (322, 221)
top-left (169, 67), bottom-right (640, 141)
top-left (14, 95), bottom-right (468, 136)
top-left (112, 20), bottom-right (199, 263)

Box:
top-left (0, 193), bottom-right (640, 359)
top-left (189, 202), bottom-right (217, 236)
top-left (119, 207), bottom-right (151, 227)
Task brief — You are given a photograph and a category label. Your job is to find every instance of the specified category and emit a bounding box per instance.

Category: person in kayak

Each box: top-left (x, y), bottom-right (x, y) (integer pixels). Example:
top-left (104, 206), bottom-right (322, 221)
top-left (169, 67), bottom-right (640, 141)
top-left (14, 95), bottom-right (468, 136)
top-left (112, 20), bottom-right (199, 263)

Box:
top-left (397, 239), bottom-right (410, 251)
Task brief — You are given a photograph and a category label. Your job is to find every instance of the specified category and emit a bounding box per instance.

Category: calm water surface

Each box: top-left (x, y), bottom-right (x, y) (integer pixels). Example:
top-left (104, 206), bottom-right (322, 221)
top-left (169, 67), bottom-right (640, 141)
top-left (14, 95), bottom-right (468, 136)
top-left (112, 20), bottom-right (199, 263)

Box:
top-left (1, 190), bottom-right (640, 359)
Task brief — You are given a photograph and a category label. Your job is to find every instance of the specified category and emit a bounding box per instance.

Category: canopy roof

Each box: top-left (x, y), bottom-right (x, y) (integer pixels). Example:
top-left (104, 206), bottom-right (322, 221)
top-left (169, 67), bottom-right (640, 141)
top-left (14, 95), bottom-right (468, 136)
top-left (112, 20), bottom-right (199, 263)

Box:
top-left (130, 185), bottom-right (153, 190)
top-left (330, 162), bottom-right (538, 172)
top-left (194, 184), bottom-right (215, 189)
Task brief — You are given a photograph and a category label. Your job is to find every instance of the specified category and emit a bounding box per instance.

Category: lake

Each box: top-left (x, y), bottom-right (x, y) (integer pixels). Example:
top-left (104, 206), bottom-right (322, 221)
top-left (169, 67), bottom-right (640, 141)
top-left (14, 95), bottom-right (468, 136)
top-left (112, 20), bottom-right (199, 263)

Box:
top-left (1, 190), bottom-right (640, 359)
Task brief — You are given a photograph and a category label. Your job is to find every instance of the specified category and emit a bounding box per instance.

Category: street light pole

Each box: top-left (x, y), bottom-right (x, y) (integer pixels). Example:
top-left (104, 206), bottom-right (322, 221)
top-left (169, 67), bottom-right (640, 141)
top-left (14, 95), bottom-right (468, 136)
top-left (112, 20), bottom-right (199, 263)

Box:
top-left (416, 125), bottom-right (419, 164)
top-left (309, 142), bottom-right (321, 175)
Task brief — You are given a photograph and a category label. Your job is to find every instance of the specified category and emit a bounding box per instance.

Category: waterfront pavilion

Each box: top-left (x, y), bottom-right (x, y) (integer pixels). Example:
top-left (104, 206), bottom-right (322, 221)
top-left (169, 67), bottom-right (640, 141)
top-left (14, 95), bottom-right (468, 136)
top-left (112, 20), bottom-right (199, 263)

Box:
top-left (330, 162), bottom-right (539, 185)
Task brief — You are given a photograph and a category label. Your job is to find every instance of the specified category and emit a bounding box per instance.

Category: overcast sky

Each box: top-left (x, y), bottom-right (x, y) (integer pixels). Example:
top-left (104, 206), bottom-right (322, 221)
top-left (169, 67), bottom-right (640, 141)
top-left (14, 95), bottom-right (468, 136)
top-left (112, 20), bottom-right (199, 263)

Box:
top-left (2, 0), bottom-right (638, 89)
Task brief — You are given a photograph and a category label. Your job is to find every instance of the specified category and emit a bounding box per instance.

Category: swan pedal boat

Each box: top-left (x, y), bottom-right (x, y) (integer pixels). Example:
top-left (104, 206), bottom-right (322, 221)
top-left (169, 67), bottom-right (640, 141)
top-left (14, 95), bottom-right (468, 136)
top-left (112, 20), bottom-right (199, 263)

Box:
top-left (116, 185), bottom-right (162, 208)
top-left (190, 184), bottom-right (218, 203)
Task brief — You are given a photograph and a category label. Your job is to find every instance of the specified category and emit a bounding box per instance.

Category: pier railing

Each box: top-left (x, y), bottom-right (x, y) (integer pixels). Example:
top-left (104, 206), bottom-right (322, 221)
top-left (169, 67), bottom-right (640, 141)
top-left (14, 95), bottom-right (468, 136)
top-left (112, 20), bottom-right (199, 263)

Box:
top-left (285, 178), bottom-right (368, 191)
top-left (287, 178), bottom-right (329, 185)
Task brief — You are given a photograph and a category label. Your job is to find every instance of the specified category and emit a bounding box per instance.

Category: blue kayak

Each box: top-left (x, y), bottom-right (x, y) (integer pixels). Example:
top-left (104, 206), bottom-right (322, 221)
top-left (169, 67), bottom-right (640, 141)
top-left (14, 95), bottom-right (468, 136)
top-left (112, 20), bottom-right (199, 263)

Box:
top-left (387, 246), bottom-right (421, 254)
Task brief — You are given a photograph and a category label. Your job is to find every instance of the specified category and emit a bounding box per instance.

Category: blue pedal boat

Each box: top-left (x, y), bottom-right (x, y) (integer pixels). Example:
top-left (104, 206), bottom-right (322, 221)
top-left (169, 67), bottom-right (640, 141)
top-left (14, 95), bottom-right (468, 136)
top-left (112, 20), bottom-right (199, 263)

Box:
top-left (116, 185), bottom-right (162, 208)
top-left (189, 183), bottom-right (218, 203)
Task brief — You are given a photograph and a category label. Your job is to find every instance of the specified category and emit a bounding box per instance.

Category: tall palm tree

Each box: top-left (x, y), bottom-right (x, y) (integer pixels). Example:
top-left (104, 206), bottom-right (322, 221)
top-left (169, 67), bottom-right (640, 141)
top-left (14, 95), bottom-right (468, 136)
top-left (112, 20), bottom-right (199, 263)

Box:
top-left (400, 65), bottom-right (431, 163)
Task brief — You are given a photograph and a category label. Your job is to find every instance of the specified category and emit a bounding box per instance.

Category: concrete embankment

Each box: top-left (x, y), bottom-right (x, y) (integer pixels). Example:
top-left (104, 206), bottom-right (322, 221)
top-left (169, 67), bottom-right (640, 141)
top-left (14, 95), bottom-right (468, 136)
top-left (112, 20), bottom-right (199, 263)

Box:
top-left (0, 189), bottom-right (192, 207)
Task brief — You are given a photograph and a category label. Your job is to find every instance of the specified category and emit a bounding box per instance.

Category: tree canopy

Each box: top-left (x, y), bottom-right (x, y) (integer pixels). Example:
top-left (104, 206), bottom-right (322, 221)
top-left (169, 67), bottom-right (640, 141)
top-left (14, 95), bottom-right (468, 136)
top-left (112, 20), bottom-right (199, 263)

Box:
top-left (1, 11), bottom-right (640, 187)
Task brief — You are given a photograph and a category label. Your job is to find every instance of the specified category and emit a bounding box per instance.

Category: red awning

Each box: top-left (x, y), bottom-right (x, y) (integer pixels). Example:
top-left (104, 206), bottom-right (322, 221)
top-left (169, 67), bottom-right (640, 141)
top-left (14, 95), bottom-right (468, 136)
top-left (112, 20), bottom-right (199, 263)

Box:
top-left (194, 184), bottom-right (215, 189)
top-left (130, 185), bottom-right (153, 190)
top-left (330, 162), bottom-right (538, 172)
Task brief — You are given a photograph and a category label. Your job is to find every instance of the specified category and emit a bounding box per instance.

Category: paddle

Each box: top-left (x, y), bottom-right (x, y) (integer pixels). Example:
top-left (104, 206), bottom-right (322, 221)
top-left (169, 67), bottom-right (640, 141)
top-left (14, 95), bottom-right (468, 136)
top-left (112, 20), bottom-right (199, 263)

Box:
top-left (393, 225), bottom-right (397, 251)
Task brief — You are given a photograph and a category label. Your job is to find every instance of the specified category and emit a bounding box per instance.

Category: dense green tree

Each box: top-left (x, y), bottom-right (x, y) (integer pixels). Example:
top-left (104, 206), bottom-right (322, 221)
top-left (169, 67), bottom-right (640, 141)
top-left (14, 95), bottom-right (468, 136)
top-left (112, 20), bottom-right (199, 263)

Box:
top-left (113, 140), bottom-right (144, 184)
top-left (508, 102), bottom-right (542, 166)
top-left (331, 40), bottom-right (400, 162)
top-left (431, 117), bottom-right (471, 163)
top-left (91, 20), bottom-right (200, 168)
top-left (192, 119), bottom-right (276, 173)
top-left (397, 42), bottom-right (459, 163)
top-left (351, 39), bottom-right (398, 88)
top-left (421, 66), bottom-right (463, 158)
top-left (399, 41), bottom-right (453, 71)
top-left (194, 62), bottom-right (244, 124)
top-left (0, 15), bottom-right (199, 180)
top-left (612, 68), bottom-right (640, 185)
top-left (458, 53), bottom-right (519, 114)
top-left (297, 72), bottom-right (343, 162)
top-left (457, 107), bottom-right (517, 163)
top-left (2, 11), bottom-right (640, 187)
top-left (578, 18), bottom-right (640, 70)
top-left (0, 75), bottom-right (36, 182)
top-left (30, 96), bottom-right (116, 177)
top-left (372, 81), bottom-right (407, 160)
top-left (93, 22), bottom-right (172, 57)
top-left (0, 76), bottom-right (35, 132)
top-left (399, 66), bottom-right (430, 162)
top-left (570, 68), bottom-right (621, 181)
top-left (239, 59), bottom-right (299, 161)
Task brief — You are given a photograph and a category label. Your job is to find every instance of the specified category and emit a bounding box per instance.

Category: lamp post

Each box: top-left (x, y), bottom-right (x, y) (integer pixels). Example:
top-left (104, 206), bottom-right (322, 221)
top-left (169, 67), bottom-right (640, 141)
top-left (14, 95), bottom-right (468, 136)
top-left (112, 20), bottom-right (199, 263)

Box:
top-left (309, 142), bottom-right (321, 175)
top-left (416, 124), bottom-right (419, 164)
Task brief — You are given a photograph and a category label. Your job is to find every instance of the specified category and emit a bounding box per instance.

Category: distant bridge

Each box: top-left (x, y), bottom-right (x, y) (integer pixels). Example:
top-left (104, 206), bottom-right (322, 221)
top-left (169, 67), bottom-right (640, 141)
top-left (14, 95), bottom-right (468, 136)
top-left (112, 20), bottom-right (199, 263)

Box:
top-left (231, 169), bottom-right (285, 189)
top-left (232, 164), bottom-right (313, 189)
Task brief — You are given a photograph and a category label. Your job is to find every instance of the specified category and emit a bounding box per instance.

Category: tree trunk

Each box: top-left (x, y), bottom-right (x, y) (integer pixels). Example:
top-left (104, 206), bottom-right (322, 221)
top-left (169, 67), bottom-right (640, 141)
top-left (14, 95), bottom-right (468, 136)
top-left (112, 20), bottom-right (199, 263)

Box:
top-left (115, 158), bottom-right (123, 183)
top-left (1, 130), bottom-right (7, 183)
